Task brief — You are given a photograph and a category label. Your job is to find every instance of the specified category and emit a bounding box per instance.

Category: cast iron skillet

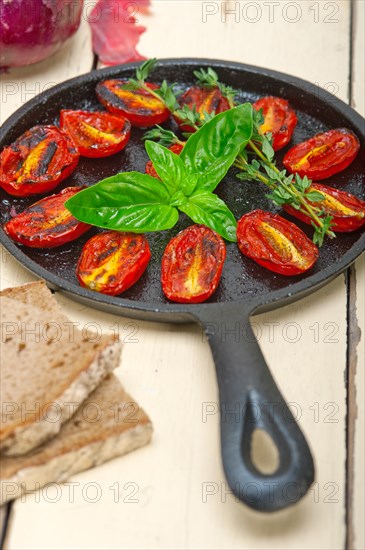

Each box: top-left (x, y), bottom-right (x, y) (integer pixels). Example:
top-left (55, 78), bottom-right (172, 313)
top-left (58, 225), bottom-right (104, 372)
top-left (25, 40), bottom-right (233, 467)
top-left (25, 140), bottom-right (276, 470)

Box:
top-left (1, 59), bottom-right (364, 512)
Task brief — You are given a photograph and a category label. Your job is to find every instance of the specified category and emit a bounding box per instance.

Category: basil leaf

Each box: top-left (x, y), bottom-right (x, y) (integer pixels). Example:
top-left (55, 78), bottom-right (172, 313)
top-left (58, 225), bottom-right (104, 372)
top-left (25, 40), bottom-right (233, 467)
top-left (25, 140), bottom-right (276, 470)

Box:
top-left (145, 140), bottom-right (187, 194)
top-left (68, 172), bottom-right (171, 206)
top-left (169, 190), bottom-right (188, 207)
top-left (183, 173), bottom-right (199, 195)
top-left (180, 103), bottom-right (253, 193)
top-left (180, 191), bottom-right (237, 242)
top-left (66, 172), bottom-right (178, 232)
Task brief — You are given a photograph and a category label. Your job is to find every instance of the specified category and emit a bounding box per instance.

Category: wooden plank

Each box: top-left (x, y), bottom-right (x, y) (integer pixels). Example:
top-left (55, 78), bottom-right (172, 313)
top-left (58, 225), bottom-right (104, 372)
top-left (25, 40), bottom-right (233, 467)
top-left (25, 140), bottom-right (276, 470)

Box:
top-left (1, 286), bottom-right (350, 550)
top-left (0, 12), bottom-right (95, 548)
top-left (352, 256), bottom-right (365, 550)
top-left (0, 506), bottom-right (9, 548)
top-left (2, 1), bottom-right (356, 549)
top-left (347, 257), bottom-right (365, 550)
top-left (138, 0), bottom-right (351, 90)
top-left (351, 0), bottom-right (365, 116)
top-left (348, 1), bottom-right (365, 547)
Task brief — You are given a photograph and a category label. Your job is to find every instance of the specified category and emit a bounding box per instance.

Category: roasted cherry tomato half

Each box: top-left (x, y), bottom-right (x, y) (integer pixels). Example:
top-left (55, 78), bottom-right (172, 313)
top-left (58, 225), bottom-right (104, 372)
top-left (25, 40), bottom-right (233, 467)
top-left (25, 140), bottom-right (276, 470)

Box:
top-left (60, 110), bottom-right (131, 158)
top-left (161, 225), bottom-right (226, 303)
top-left (283, 128), bottom-right (360, 180)
top-left (283, 183), bottom-right (365, 232)
top-left (175, 86), bottom-right (230, 132)
top-left (0, 125), bottom-right (79, 197)
top-left (76, 231), bottom-right (151, 296)
top-left (253, 96), bottom-right (297, 151)
top-left (237, 210), bottom-right (318, 276)
top-left (95, 79), bottom-right (170, 127)
top-left (145, 143), bottom-right (185, 178)
top-left (3, 187), bottom-right (90, 248)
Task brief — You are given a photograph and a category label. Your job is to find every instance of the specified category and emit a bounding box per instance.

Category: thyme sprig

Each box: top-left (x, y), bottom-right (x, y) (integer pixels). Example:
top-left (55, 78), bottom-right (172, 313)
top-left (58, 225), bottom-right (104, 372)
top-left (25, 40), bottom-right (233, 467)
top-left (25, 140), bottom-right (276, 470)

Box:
top-left (154, 80), bottom-right (179, 112)
top-left (143, 125), bottom-right (185, 147)
top-left (123, 58), bottom-right (158, 91)
top-left (123, 59), bottom-right (179, 113)
top-left (126, 60), bottom-right (235, 131)
top-left (235, 151), bottom-right (334, 246)
top-left (234, 109), bottom-right (335, 246)
top-left (132, 60), bottom-right (335, 245)
top-left (135, 58), bottom-right (158, 83)
top-left (173, 104), bottom-right (200, 131)
top-left (125, 60), bottom-right (202, 130)
top-left (193, 67), bottom-right (238, 104)
top-left (202, 77), bottom-right (335, 245)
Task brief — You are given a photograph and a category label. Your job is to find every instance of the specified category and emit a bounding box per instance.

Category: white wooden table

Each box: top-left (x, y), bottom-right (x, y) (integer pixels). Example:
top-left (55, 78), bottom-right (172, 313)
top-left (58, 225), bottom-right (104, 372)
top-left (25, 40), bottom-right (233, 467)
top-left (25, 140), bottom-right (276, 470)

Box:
top-left (0, 1), bottom-right (364, 548)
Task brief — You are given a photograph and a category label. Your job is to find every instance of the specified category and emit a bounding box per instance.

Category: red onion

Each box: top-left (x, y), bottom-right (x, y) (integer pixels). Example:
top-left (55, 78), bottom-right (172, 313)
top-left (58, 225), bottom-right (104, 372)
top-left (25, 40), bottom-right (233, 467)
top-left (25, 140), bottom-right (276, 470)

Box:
top-left (0, 0), bottom-right (83, 70)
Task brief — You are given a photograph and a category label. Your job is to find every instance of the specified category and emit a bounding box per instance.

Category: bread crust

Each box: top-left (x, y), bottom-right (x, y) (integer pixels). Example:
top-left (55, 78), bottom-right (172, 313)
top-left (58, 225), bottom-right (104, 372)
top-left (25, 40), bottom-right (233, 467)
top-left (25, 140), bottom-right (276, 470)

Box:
top-left (1, 339), bottom-right (121, 456)
top-left (0, 375), bottom-right (153, 505)
top-left (0, 282), bottom-right (122, 456)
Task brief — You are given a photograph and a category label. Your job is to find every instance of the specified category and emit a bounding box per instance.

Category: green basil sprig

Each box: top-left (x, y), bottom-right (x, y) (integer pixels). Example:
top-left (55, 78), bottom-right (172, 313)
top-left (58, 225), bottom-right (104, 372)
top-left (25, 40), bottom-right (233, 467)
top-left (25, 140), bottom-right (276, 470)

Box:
top-left (65, 171), bottom-right (179, 232)
top-left (66, 103), bottom-right (253, 242)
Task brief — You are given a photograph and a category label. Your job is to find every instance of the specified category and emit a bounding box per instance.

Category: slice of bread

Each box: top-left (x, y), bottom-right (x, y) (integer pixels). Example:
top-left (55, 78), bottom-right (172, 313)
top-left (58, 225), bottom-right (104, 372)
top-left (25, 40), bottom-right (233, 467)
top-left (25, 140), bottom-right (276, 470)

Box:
top-left (0, 374), bottom-right (153, 505)
top-left (0, 281), bottom-right (62, 316)
top-left (0, 282), bottom-right (122, 456)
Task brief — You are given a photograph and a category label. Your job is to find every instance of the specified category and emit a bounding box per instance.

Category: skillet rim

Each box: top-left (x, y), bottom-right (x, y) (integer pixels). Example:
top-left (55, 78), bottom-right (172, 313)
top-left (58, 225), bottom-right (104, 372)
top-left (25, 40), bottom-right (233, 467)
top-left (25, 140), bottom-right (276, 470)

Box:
top-left (0, 58), bottom-right (364, 321)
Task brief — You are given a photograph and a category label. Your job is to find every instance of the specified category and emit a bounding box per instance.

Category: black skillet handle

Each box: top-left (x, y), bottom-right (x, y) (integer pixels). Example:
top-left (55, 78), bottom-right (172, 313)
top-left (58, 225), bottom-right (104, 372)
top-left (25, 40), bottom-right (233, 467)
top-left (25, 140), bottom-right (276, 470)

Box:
top-left (197, 304), bottom-right (315, 512)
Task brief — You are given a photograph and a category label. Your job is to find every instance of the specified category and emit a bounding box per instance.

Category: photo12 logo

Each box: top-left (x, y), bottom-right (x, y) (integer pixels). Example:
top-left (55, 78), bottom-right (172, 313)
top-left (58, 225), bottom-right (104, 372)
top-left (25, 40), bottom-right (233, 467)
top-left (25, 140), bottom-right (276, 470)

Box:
top-left (1, 82), bottom-right (57, 105)
top-left (1, 480), bottom-right (141, 505)
top-left (202, 2), bottom-right (340, 24)
top-left (201, 480), bottom-right (340, 504)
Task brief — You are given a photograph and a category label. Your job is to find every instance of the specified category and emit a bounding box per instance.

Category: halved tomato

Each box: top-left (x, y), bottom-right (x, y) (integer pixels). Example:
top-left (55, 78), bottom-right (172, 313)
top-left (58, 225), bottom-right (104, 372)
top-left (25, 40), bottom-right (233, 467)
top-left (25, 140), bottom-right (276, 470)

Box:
top-left (253, 96), bottom-right (297, 151)
top-left (283, 128), bottom-right (360, 180)
top-left (60, 110), bottom-right (131, 158)
top-left (0, 125), bottom-right (79, 197)
top-left (175, 86), bottom-right (230, 132)
top-left (161, 224), bottom-right (226, 303)
top-left (4, 187), bottom-right (90, 248)
top-left (283, 183), bottom-right (365, 232)
top-left (145, 143), bottom-right (185, 178)
top-left (95, 79), bottom-right (170, 127)
top-left (76, 231), bottom-right (151, 296)
top-left (237, 210), bottom-right (318, 276)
